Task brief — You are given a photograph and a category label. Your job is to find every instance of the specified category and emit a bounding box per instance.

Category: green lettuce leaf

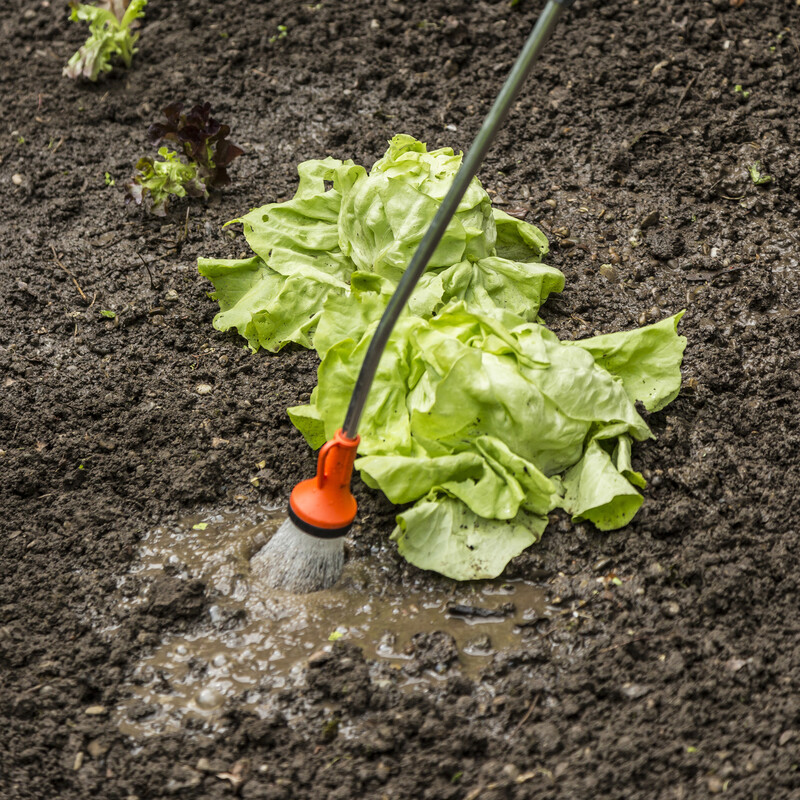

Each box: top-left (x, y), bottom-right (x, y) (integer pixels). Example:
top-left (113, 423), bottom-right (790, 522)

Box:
top-left (199, 135), bottom-right (558, 352)
top-left (561, 438), bottom-right (643, 530)
top-left (289, 300), bottom-right (676, 578)
top-left (567, 311), bottom-right (687, 412)
top-left (126, 146), bottom-right (203, 217)
top-left (392, 493), bottom-right (548, 581)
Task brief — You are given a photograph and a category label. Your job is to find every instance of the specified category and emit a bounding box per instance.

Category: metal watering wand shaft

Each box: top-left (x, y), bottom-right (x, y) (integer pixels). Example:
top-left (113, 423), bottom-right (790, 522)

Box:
top-left (342, 0), bottom-right (574, 439)
top-left (287, 0), bottom-right (574, 540)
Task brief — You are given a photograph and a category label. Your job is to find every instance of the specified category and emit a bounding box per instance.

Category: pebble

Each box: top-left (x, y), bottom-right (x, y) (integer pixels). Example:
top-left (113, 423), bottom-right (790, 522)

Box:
top-left (444, 60), bottom-right (459, 79)
top-left (87, 739), bottom-right (109, 758)
top-left (640, 210), bottom-right (660, 229)
top-left (725, 658), bottom-right (746, 672)
top-left (466, 633), bottom-right (492, 652)
top-left (11, 174), bottom-right (23, 185)
top-left (196, 383), bottom-right (213, 395)
top-left (598, 264), bottom-right (618, 282)
top-left (662, 601), bottom-right (680, 618)
top-left (195, 687), bottom-right (224, 709)
top-left (621, 683), bottom-right (651, 699)
top-left (647, 562), bottom-right (665, 578)
top-left (164, 289), bottom-right (179, 302)
top-left (707, 776), bottom-right (724, 793)
top-left (84, 705), bottom-right (108, 715)
top-left (308, 650), bottom-right (332, 667)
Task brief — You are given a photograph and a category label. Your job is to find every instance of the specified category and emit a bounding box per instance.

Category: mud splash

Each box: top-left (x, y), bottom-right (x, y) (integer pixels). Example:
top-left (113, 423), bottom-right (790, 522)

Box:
top-left (115, 509), bottom-right (548, 736)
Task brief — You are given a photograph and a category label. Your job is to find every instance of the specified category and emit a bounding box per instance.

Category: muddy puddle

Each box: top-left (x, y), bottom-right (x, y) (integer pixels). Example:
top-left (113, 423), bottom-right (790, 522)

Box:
top-left (115, 508), bottom-right (549, 736)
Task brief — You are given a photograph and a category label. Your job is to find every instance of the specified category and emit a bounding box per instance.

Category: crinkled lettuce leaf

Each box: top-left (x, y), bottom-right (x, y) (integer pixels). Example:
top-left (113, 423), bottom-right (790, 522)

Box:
top-left (567, 312), bottom-right (687, 412)
top-left (562, 438), bottom-right (643, 531)
top-left (199, 135), bottom-right (558, 352)
top-left (392, 493), bottom-right (548, 582)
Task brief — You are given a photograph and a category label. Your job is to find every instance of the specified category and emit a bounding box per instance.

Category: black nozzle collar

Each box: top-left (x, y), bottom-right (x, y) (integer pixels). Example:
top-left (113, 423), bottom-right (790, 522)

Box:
top-left (287, 504), bottom-right (352, 540)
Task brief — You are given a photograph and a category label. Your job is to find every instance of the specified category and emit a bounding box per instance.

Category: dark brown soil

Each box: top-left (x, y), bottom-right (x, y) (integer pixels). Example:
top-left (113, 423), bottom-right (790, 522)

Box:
top-left (2, 0), bottom-right (800, 797)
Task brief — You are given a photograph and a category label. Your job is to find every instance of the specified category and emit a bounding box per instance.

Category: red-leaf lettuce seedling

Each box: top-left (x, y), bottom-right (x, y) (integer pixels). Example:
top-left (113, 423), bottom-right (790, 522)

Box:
top-left (125, 104), bottom-right (243, 216)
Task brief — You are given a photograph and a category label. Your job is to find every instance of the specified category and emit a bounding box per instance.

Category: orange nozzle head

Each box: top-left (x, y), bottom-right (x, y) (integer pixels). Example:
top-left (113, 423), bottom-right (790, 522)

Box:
top-left (289, 429), bottom-right (359, 539)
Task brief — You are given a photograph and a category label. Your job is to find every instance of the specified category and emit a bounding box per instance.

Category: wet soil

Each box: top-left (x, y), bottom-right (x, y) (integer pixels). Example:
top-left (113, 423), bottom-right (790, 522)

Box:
top-left (118, 509), bottom-right (547, 738)
top-left (2, 0), bottom-right (799, 797)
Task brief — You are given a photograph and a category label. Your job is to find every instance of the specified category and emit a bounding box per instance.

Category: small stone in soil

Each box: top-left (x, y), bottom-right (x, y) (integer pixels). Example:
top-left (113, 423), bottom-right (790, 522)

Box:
top-left (195, 687), bottom-right (224, 709)
top-left (466, 634), bottom-right (492, 652)
top-left (620, 683), bottom-right (651, 699)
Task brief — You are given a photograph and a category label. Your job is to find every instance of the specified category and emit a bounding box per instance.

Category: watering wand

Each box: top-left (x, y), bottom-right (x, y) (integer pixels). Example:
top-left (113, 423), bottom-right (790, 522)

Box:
top-left (254, 0), bottom-right (575, 593)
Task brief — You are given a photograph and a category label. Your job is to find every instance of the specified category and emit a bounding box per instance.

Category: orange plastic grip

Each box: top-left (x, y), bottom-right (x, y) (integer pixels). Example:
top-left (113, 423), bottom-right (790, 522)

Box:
top-left (289, 430), bottom-right (360, 533)
top-left (316, 430), bottom-right (358, 487)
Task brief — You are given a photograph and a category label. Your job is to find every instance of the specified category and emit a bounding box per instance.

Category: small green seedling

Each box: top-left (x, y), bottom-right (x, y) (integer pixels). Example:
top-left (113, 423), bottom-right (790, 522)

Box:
top-left (104, 172), bottom-right (115, 186)
top-left (63, 0), bottom-right (147, 81)
top-left (100, 309), bottom-right (116, 318)
top-left (269, 24), bottom-right (288, 44)
top-left (748, 162), bottom-right (772, 185)
top-left (734, 84), bottom-right (750, 100)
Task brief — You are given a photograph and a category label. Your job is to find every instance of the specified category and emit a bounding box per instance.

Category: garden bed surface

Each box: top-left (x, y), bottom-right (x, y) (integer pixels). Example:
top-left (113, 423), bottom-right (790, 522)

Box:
top-left (1, 0), bottom-right (799, 797)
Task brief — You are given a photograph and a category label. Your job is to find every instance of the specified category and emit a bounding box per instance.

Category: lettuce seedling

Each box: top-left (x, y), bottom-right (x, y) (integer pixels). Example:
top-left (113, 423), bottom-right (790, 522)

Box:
top-left (126, 104), bottom-right (243, 215)
top-left (148, 103), bottom-right (244, 190)
top-left (125, 147), bottom-right (203, 216)
top-left (63, 0), bottom-right (147, 81)
top-left (748, 162), bottom-right (772, 185)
